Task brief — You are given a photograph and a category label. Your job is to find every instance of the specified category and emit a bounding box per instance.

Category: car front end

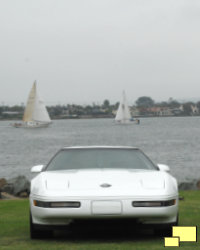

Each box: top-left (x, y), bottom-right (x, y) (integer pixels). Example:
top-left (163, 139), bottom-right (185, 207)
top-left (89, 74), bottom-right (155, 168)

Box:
top-left (29, 147), bottom-right (179, 238)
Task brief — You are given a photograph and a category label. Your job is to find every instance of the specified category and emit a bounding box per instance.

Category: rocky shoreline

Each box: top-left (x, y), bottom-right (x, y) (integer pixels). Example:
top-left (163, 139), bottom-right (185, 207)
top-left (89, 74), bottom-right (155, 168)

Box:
top-left (0, 176), bottom-right (30, 199)
top-left (0, 175), bottom-right (200, 200)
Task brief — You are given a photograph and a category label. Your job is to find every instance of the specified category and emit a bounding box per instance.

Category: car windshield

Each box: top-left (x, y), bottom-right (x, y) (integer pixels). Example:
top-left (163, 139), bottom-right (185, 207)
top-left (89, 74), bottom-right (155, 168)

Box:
top-left (45, 148), bottom-right (157, 171)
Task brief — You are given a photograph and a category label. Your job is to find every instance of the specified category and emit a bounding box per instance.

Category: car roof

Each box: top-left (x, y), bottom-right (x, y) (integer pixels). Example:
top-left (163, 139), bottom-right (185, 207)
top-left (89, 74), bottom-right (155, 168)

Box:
top-left (62, 146), bottom-right (139, 150)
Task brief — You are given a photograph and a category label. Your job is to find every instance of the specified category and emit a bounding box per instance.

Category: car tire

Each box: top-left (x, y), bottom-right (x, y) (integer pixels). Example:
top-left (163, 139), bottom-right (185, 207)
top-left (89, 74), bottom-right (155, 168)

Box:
top-left (154, 214), bottom-right (179, 237)
top-left (154, 226), bottom-right (172, 237)
top-left (30, 212), bottom-right (53, 239)
top-left (175, 213), bottom-right (179, 226)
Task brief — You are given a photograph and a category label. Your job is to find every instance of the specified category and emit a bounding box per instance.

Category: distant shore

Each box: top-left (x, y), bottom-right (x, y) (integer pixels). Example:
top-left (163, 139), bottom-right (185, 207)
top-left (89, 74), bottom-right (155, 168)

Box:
top-left (1, 114), bottom-right (200, 121)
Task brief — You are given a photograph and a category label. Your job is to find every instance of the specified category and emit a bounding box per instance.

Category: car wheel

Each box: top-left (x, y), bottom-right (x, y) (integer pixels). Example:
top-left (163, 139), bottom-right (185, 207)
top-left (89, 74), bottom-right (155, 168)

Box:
top-left (154, 214), bottom-right (179, 237)
top-left (30, 212), bottom-right (53, 239)
top-left (175, 213), bottom-right (179, 226)
top-left (154, 226), bottom-right (172, 237)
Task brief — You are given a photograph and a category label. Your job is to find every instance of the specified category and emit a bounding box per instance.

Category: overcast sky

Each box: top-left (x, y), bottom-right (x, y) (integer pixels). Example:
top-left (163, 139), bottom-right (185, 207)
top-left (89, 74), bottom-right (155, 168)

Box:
top-left (1, 0), bottom-right (200, 105)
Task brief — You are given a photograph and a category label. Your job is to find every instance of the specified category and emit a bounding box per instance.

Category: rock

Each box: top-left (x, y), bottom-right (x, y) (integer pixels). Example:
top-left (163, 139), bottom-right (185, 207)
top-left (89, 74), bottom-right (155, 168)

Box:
top-left (196, 180), bottom-right (200, 190)
top-left (1, 175), bottom-right (30, 196)
top-left (0, 178), bottom-right (7, 189)
top-left (0, 178), bottom-right (7, 199)
top-left (178, 180), bottom-right (200, 191)
top-left (1, 183), bottom-right (14, 194)
top-left (1, 192), bottom-right (20, 200)
top-left (18, 191), bottom-right (29, 198)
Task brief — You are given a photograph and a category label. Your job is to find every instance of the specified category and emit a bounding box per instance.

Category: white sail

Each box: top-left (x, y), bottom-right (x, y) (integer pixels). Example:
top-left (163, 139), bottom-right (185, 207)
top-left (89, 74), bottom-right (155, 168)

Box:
top-left (23, 82), bottom-right (36, 122)
top-left (115, 91), bottom-right (131, 123)
top-left (12, 81), bottom-right (52, 128)
top-left (32, 89), bottom-right (51, 123)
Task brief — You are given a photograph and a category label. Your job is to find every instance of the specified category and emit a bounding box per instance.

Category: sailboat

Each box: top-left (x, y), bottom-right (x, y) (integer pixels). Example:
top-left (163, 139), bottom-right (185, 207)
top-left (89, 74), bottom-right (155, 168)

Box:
top-left (115, 91), bottom-right (139, 124)
top-left (12, 81), bottom-right (52, 128)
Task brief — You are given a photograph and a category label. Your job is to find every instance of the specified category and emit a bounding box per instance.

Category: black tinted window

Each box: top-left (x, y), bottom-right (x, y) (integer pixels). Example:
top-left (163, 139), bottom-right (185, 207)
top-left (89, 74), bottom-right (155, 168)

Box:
top-left (46, 148), bottom-right (157, 171)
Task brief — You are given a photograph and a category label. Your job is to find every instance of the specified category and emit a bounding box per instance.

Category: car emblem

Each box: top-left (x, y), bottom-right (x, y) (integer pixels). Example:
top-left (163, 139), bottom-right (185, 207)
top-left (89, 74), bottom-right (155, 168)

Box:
top-left (100, 183), bottom-right (112, 188)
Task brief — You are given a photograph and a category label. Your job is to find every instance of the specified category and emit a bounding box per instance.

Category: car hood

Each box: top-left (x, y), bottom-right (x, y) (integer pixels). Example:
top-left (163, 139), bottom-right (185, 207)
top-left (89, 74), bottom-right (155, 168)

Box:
top-left (31, 169), bottom-right (178, 197)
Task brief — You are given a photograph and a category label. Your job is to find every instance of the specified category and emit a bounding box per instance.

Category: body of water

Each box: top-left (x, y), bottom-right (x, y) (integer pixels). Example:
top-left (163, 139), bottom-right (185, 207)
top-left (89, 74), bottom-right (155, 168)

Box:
top-left (0, 117), bottom-right (199, 182)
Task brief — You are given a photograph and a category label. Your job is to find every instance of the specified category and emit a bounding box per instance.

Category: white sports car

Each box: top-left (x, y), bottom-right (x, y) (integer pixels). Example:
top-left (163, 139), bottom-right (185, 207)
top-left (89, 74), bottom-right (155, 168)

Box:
top-left (29, 146), bottom-right (178, 238)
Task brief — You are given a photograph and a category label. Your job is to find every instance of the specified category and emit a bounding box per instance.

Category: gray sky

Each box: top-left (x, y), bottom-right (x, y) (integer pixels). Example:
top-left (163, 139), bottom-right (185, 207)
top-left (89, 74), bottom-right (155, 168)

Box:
top-left (1, 0), bottom-right (200, 105)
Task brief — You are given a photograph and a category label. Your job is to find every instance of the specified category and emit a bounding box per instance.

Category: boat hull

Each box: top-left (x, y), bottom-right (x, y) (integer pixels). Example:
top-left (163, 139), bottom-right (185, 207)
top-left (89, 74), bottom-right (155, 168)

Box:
top-left (11, 121), bottom-right (51, 128)
top-left (115, 119), bottom-right (140, 125)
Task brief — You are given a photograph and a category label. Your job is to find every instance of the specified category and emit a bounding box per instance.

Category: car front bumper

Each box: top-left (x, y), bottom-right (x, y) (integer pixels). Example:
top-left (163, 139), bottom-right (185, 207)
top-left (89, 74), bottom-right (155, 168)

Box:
top-left (30, 194), bottom-right (178, 226)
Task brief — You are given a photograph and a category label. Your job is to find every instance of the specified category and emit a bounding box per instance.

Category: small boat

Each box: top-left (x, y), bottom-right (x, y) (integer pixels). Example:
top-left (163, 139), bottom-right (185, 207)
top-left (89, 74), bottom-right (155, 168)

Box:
top-left (115, 91), bottom-right (140, 124)
top-left (12, 81), bottom-right (52, 128)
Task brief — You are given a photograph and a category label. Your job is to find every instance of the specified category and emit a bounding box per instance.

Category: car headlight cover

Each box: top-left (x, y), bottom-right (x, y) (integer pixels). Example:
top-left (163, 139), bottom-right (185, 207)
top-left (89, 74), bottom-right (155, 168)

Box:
top-left (132, 199), bottom-right (176, 207)
top-left (33, 200), bottom-right (81, 208)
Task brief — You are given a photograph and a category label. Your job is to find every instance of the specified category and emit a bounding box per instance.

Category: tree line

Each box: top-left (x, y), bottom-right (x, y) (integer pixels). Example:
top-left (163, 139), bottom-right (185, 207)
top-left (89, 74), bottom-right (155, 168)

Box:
top-left (0, 96), bottom-right (200, 119)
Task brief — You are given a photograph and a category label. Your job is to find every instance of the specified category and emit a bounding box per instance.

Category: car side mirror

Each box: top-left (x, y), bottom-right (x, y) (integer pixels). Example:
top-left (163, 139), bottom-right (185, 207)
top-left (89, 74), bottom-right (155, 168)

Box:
top-left (157, 164), bottom-right (170, 173)
top-left (31, 165), bottom-right (44, 173)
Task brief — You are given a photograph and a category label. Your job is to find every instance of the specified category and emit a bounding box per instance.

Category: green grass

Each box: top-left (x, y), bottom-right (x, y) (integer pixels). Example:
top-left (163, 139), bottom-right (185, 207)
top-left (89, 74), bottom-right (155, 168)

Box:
top-left (0, 191), bottom-right (199, 250)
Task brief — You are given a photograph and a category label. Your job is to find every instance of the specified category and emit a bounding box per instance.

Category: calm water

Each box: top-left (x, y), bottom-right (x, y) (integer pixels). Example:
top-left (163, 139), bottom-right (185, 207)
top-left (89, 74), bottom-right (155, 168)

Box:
top-left (0, 117), bottom-right (200, 182)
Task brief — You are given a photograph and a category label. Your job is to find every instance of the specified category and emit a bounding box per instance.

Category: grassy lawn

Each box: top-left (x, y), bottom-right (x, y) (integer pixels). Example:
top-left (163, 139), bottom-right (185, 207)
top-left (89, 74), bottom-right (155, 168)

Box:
top-left (0, 191), bottom-right (199, 250)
